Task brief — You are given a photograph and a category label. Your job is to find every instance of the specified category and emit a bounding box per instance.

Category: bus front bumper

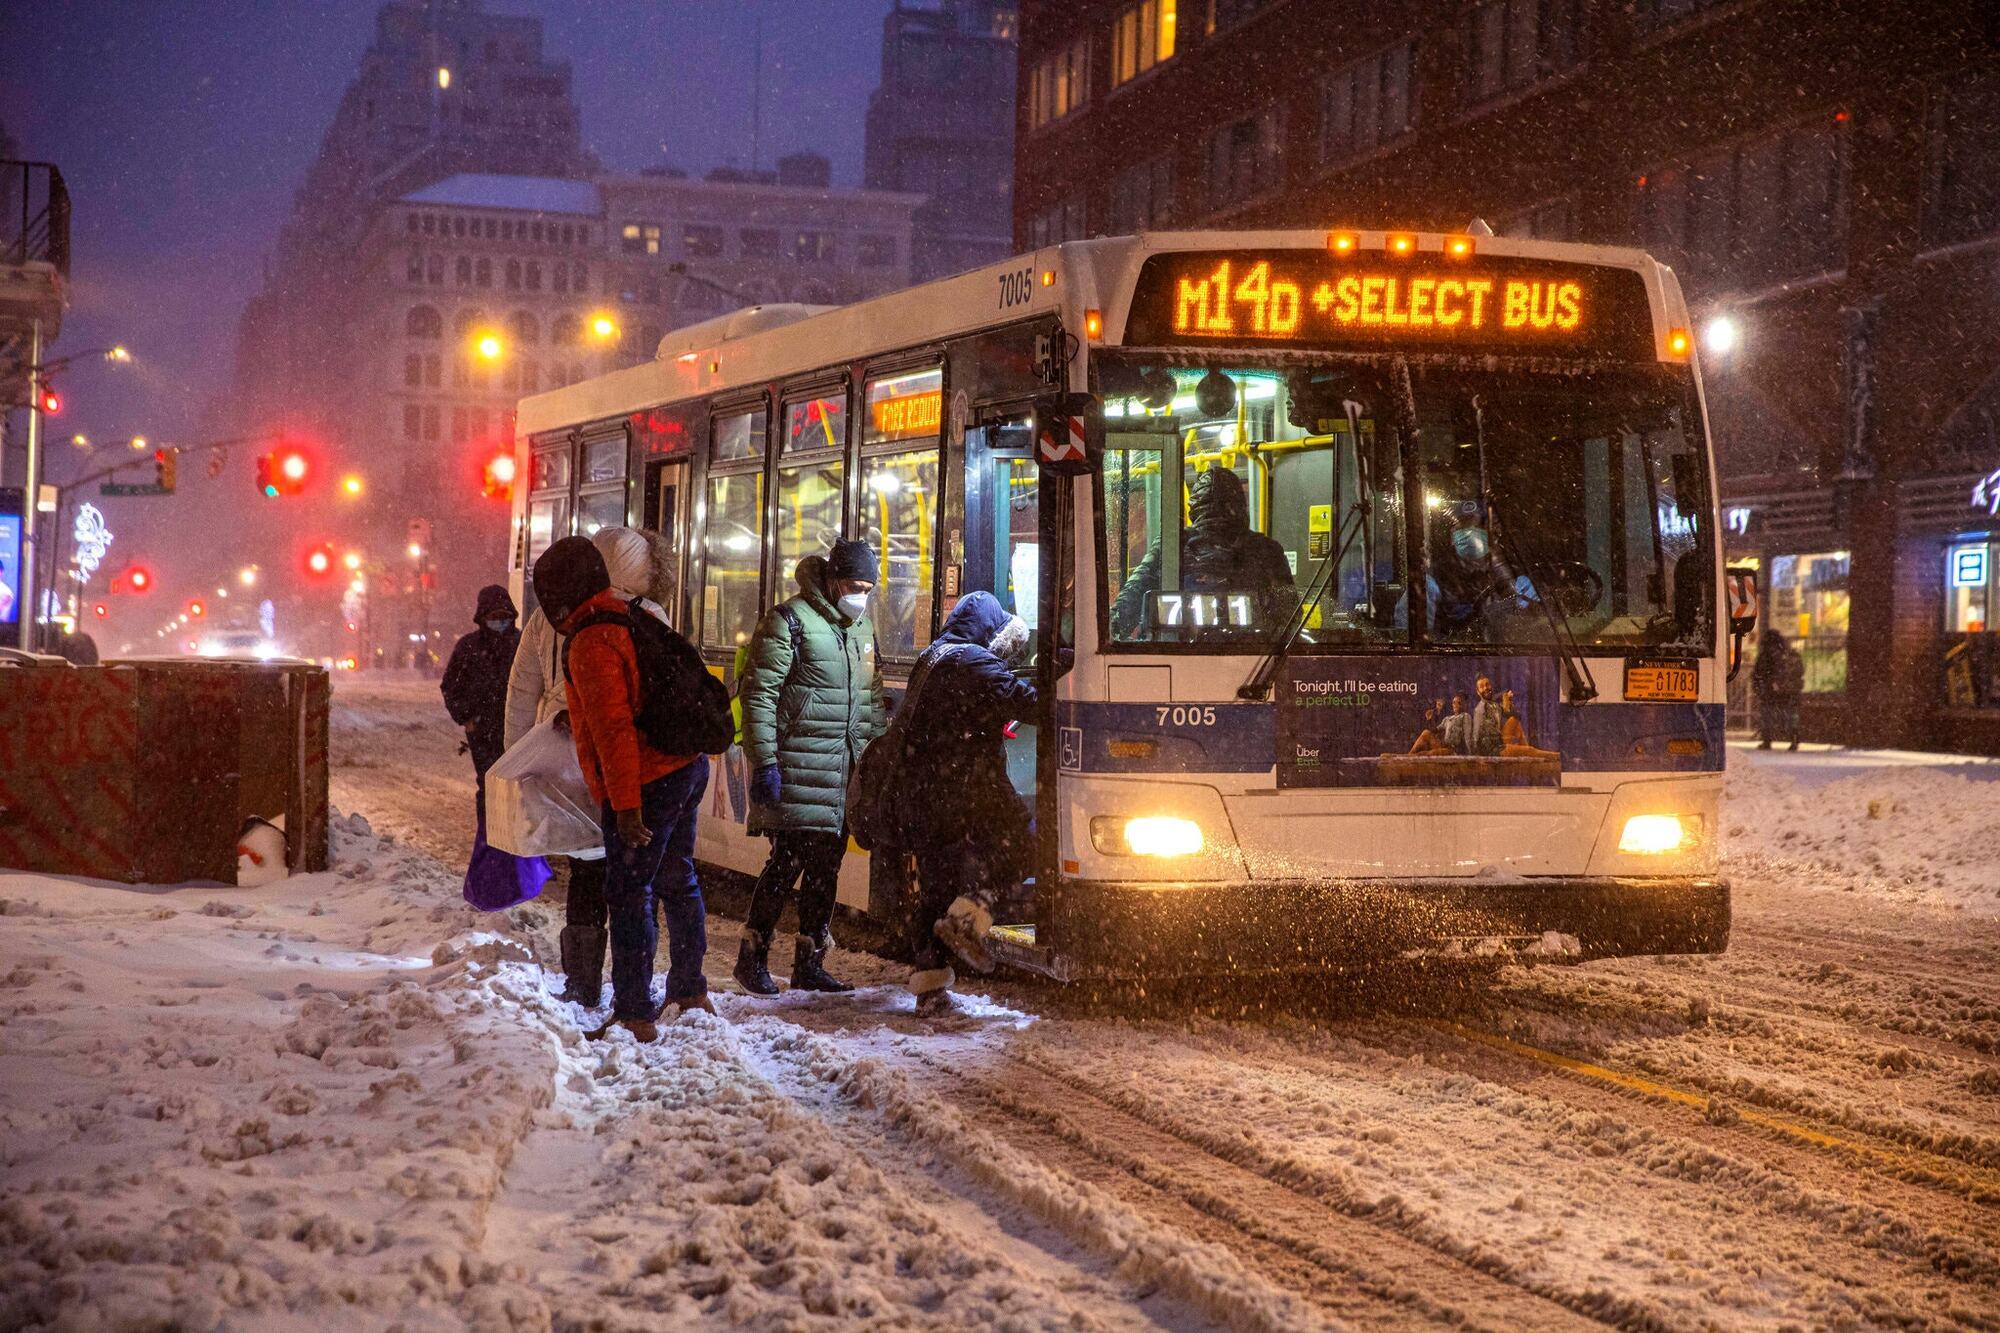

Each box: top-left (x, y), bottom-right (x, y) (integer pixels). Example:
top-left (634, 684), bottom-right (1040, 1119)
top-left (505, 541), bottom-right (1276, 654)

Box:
top-left (1022, 875), bottom-right (1730, 978)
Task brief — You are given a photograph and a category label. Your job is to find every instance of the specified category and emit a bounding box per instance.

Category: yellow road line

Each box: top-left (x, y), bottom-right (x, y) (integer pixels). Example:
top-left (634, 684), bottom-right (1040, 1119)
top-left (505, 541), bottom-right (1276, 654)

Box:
top-left (1419, 1019), bottom-right (2000, 1199)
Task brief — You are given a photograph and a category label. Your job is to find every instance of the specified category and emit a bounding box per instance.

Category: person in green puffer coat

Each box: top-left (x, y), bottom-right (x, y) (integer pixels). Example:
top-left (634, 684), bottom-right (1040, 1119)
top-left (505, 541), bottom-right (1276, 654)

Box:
top-left (734, 540), bottom-right (888, 995)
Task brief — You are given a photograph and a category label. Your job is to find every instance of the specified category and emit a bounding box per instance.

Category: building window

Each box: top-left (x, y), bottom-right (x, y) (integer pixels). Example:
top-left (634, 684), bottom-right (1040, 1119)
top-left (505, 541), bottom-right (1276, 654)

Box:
top-left (572, 263), bottom-right (588, 294)
top-left (1767, 551), bottom-right (1850, 693)
top-left (421, 214), bottom-right (436, 235)
top-left (858, 234), bottom-right (898, 266)
top-left (1205, 0), bottom-right (1274, 32)
top-left (621, 222), bottom-right (661, 255)
top-left (1923, 71), bottom-right (2000, 250)
top-left (1631, 0), bottom-right (1734, 34)
top-left (426, 254), bottom-right (444, 284)
top-left (1318, 39), bottom-right (1416, 166)
top-left (512, 310), bottom-right (539, 343)
top-left (552, 313), bottom-right (580, 345)
top-left (423, 405), bottom-right (441, 442)
top-left (741, 228), bottom-right (780, 259)
top-left (484, 219), bottom-right (497, 239)
top-left (1637, 118), bottom-right (1847, 292)
top-left (451, 407), bottom-right (469, 444)
top-left (526, 261), bottom-right (542, 292)
top-left (793, 231), bottom-right (835, 263)
top-left (1206, 104), bottom-right (1285, 210)
top-left (403, 404), bottom-right (422, 440)
top-left (455, 256), bottom-right (472, 285)
top-left (1027, 35), bottom-right (1090, 130)
top-left (405, 305), bottom-right (442, 339)
top-left (553, 262), bottom-right (569, 294)
top-left (406, 213), bottom-right (419, 234)
top-left (1496, 197), bottom-right (1575, 240)
top-left (403, 354), bottom-right (422, 387)
top-left (1110, 0), bottom-right (1177, 88)
top-left (1469, 0), bottom-right (1583, 105)
top-left (1107, 155), bottom-right (1174, 233)
top-left (475, 257), bottom-right (492, 287)
top-left (424, 354), bottom-right (440, 387)
top-left (684, 224), bottom-right (725, 257)
top-left (1028, 195), bottom-right (1088, 248)
top-left (505, 258), bottom-right (522, 290)
top-left (453, 217), bottom-right (467, 238)
top-left (406, 250), bottom-right (424, 283)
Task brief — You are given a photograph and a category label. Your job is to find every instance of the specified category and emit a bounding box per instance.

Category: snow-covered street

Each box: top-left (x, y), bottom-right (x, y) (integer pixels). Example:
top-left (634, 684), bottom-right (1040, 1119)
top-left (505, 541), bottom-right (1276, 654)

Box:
top-left (3, 676), bottom-right (1997, 1330)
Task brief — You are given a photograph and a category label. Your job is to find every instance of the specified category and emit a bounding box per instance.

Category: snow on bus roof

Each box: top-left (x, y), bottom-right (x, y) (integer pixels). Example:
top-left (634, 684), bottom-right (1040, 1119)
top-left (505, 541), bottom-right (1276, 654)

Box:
top-left (399, 174), bottom-right (602, 216)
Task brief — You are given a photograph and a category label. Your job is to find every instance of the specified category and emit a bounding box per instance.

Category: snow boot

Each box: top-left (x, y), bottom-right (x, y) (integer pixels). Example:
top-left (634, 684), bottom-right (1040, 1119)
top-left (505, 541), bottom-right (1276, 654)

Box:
top-left (733, 928), bottom-right (781, 996)
top-left (585, 1014), bottom-right (659, 1043)
top-left (932, 895), bottom-right (996, 974)
top-left (909, 965), bottom-right (956, 1016)
top-left (791, 931), bottom-right (854, 993)
top-left (558, 925), bottom-right (607, 1007)
top-left (672, 993), bottom-right (721, 1019)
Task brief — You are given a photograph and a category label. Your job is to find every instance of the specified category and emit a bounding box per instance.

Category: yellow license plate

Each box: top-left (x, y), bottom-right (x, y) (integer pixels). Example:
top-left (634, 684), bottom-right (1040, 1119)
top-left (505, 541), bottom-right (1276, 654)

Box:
top-left (1625, 660), bottom-right (1698, 702)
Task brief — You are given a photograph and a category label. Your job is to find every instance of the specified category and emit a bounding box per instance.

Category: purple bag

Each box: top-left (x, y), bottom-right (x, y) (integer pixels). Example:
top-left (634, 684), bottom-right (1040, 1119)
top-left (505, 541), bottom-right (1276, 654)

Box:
top-left (462, 813), bottom-right (552, 911)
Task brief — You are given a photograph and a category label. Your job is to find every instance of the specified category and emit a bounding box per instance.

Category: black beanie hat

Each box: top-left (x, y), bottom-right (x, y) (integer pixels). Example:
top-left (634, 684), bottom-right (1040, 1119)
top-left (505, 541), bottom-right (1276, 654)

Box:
top-left (532, 535), bottom-right (609, 618)
top-left (826, 538), bottom-right (878, 584)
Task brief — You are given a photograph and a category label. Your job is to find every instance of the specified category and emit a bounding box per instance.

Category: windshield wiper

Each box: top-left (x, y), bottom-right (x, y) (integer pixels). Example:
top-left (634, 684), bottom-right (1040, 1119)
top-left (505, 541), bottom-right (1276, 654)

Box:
top-left (1239, 399), bottom-right (1371, 701)
top-left (1488, 505), bottom-right (1599, 704)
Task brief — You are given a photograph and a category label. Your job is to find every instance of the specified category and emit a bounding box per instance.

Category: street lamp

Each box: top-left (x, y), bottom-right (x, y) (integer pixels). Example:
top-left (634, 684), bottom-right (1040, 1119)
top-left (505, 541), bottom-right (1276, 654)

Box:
top-left (129, 435), bottom-right (148, 451)
top-left (589, 313), bottom-right (620, 341)
top-left (1702, 315), bottom-right (1740, 357)
top-left (343, 551), bottom-right (363, 572)
top-left (341, 473), bottom-right (364, 498)
top-left (407, 542), bottom-right (424, 560)
top-left (474, 332), bottom-right (505, 362)
top-left (238, 566), bottom-right (258, 588)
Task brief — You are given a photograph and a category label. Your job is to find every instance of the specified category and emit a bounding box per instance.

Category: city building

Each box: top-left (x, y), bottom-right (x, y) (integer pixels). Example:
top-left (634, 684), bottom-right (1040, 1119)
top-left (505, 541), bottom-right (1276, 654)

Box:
top-left (335, 164), bottom-right (920, 662)
top-left (864, 0), bottom-right (1020, 280)
top-left (1013, 0), bottom-right (2000, 752)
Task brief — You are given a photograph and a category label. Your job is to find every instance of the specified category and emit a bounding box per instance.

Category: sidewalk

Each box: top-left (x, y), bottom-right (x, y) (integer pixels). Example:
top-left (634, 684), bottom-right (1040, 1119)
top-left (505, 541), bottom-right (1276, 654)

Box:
top-left (1726, 737), bottom-right (2000, 786)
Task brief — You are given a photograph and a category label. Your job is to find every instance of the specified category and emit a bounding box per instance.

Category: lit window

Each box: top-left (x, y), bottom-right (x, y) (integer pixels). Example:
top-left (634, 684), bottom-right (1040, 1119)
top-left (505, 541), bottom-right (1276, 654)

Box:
top-left (1110, 0), bottom-right (1176, 88)
top-left (1027, 35), bottom-right (1090, 130)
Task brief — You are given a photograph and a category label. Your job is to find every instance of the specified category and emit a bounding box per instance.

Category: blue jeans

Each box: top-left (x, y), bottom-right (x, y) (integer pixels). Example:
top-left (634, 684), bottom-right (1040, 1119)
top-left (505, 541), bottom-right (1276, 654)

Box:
top-left (601, 755), bottom-right (710, 1019)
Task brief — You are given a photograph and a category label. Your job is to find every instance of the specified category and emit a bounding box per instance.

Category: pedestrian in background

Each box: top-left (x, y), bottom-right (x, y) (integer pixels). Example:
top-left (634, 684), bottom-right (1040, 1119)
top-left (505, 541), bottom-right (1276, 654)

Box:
top-left (505, 527), bottom-right (664, 1007)
top-left (441, 584), bottom-right (520, 817)
top-left (1753, 630), bottom-right (1804, 751)
top-left (896, 592), bottom-right (1036, 1014)
top-left (533, 535), bottom-right (712, 1042)
top-left (733, 539), bottom-right (886, 997)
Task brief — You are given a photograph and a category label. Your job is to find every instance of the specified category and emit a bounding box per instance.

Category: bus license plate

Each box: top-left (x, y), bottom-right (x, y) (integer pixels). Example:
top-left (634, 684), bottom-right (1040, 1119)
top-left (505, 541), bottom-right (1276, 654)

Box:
top-left (1625, 659), bottom-right (1698, 702)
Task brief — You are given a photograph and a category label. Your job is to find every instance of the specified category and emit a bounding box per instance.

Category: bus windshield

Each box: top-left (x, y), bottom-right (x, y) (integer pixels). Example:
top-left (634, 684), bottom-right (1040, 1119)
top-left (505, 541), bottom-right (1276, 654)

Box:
top-left (1098, 355), bottom-right (1713, 654)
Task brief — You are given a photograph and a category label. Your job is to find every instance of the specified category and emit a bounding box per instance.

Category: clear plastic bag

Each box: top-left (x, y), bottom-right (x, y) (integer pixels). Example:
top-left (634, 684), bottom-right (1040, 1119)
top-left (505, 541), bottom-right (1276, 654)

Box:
top-left (485, 719), bottom-right (603, 857)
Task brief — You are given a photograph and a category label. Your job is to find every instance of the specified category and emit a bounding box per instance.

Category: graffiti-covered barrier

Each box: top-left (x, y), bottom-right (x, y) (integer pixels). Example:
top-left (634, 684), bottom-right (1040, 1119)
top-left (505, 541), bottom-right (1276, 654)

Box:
top-left (0, 660), bottom-right (328, 884)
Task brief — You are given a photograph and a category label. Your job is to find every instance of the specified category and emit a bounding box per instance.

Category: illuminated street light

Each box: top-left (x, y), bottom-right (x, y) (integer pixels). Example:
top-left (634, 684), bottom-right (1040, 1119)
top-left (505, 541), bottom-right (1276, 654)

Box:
top-left (437, 66), bottom-right (451, 89)
top-left (341, 473), bottom-right (364, 498)
top-left (238, 566), bottom-right (258, 588)
top-left (130, 435), bottom-right (148, 451)
top-left (407, 542), bottom-right (424, 560)
top-left (107, 346), bottom-right (131, 363)
top-left (1703, 315), bottom-right (1740, 357)
top-left (70, 433), bottom-right (88, 448)
top-left (589, 314), bottom-right (620, 340)
top-left (343, 551), bottom-right (363, 572)
top-left (474, 332), bottom-right (505, 361)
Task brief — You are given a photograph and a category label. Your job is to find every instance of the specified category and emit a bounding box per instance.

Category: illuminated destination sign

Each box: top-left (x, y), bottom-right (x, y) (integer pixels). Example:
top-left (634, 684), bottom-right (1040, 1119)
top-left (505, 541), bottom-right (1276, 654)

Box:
top-left (1124, 251), bottom-right (1658, 360)
top-left (870, 388), bottom-right (942, 440)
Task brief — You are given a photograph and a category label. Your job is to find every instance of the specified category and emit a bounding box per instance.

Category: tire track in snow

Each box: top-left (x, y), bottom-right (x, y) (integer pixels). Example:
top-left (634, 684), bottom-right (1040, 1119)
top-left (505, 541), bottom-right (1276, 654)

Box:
top-left (899, 1048), bottom-right (1635, 1331)
top-left (738, 1019), bottom-right (1334, 1333)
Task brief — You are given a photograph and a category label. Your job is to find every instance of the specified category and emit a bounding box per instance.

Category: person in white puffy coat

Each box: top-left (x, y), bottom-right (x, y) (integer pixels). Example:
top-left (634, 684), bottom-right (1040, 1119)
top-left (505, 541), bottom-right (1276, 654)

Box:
top-left (506, 525), bottom-right (669, 1006)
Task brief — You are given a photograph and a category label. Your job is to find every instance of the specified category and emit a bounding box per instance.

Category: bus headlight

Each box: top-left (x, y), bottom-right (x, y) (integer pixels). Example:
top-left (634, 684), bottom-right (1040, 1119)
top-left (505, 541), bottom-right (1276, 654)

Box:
top-left (1618, 814), bottom-right (1687, 855)
top-left (1092, 815), bottom-right (1205, 857)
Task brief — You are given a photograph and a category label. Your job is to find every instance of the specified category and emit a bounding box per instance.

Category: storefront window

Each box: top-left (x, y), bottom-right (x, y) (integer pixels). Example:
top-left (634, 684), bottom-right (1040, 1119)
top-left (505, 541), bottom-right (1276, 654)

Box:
top-left (1946, 540), bottom-right (1992, 632)
top-left (1767, 551), bottom-right (1849, 692)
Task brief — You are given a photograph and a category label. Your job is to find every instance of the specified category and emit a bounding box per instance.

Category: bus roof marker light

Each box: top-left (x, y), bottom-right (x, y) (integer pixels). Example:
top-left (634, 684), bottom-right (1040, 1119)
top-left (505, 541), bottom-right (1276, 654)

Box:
top-left (1387, 233), bottom-right (1416, 256)
top-left (1446, 235), bottom-right (1475, 258)
top-left (1327, 231), bottom-right (1358, 255)
top-left (1667, 328), bottom-right (1691, 359)
top-left (1040, 269), bottom-right (1056, 287)
top-left (1084, 308), bottom-right (1103, 340)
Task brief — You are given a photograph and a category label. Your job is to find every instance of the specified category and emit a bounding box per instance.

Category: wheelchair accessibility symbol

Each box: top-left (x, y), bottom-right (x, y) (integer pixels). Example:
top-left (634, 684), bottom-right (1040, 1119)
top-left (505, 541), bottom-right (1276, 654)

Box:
top-left (1059, 726), bottom-right (1084, 772)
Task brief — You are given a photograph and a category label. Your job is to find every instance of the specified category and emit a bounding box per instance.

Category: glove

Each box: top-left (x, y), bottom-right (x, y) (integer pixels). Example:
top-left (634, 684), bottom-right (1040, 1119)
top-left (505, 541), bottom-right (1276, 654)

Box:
top-left (750, 765), bottom-right (782, 807)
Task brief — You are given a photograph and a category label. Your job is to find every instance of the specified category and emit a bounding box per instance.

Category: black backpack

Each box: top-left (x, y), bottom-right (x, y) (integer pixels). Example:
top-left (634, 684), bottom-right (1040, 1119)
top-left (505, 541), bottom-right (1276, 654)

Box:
top-left (563, 599), bottom-right (735, 756)
top-left (846, 644), bottom-right (965, 851)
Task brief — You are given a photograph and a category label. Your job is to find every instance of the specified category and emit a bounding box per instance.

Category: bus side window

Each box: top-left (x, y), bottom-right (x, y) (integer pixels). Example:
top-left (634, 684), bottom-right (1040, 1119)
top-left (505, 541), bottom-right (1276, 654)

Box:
top-left (701, 402), bottom-right (769, 649)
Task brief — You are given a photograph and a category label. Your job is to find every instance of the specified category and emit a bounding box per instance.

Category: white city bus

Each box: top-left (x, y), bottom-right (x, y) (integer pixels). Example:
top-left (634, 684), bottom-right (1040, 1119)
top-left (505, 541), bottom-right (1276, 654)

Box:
top-left (509, 227), bottom-right (1732, 978)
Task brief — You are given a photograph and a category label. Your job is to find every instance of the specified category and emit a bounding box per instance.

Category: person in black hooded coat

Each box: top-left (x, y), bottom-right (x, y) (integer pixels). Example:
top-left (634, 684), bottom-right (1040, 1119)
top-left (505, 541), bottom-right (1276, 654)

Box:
top-left (441, 584), bottom-right (522, 807)
top-left (1111, 466), bottom-right (1297, 640)
top-left (896, 591), bottom-right (1036, 1011)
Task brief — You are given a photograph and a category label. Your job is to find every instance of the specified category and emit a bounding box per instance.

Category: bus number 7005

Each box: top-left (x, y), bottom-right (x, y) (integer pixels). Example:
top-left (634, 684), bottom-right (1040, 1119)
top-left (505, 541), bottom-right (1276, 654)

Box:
top-left (1156, 706), bottom-right (1218, 727)
top-left (997, 265), bottom-right (1036, 310)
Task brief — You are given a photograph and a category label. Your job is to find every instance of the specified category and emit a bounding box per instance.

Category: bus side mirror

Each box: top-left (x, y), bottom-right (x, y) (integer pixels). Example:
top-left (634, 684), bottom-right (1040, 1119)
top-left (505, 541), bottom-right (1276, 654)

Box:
top-left (1725, 568), bottom-right (1759, 681)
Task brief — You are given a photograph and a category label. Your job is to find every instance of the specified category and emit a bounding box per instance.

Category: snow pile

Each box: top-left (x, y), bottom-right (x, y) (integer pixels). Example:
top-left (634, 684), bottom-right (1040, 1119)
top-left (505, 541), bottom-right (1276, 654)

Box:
top-left (1723, 757), bottom-right (2000, 914)
top-left (0, 817), bottom-right (563, 1329)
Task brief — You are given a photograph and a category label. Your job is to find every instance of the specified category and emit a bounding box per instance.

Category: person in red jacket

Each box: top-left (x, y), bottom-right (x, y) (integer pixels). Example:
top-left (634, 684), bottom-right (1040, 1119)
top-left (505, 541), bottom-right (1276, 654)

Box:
top-left (532, 536), bottom-right (712, 1041)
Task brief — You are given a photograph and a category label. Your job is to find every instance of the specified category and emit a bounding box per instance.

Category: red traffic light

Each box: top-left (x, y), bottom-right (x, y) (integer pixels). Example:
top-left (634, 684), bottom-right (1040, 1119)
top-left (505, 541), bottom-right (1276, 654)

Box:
top-left (481, 451), bottom-right (517, 500)
top-left (258, 447), bottom-right (311, 497)
top-left (303, 543), bottom-right (335, 578)
top-left (124, 565), bottom-right (153, 593)
top-left (92, 603), bottom-right (108, 620)
top-left (38, 386), bottom-right (62, 415)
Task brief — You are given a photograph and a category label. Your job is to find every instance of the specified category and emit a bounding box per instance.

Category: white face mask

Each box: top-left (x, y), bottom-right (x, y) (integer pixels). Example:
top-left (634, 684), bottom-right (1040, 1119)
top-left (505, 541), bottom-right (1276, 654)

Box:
top-left (837, 592), bottom-right (869, 621)
top-left (485, 619), bottom-right (513, 633)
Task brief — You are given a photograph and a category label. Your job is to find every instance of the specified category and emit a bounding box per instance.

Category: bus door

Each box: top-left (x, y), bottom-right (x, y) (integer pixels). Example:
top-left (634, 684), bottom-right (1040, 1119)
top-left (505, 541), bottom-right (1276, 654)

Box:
top-left (962, 408), bottom-right (1040, 830)
top-left (644, 457), bottom-right (690, 629)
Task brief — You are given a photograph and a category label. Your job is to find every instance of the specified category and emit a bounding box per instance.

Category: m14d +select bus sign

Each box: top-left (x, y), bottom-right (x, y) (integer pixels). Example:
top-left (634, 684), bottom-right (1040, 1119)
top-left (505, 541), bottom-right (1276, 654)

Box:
top-left (1123, 250), bottom-right (1658, 361)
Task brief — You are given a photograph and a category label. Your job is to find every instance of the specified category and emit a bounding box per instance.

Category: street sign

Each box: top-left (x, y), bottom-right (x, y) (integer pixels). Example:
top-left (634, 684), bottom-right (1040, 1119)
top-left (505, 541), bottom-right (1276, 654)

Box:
top-left (100, 482), bottom-right (171, 497)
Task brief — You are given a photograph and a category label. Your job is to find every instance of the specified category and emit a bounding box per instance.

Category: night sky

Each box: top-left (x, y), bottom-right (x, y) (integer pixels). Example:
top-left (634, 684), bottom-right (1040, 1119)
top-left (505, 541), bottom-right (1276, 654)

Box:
top-left (2, 0), bottom-right (884, 472)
